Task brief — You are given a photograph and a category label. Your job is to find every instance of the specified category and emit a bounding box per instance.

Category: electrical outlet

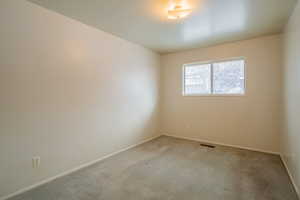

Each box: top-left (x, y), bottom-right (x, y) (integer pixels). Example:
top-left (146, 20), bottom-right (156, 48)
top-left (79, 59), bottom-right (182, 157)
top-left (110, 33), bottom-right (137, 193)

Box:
top-left (32, 157), bottom-right (41, 168)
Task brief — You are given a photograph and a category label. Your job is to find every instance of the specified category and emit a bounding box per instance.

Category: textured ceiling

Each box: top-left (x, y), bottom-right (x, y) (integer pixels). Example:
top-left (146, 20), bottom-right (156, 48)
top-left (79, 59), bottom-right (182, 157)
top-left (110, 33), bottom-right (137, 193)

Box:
top-left (27, 0), bottom-right (297, 53)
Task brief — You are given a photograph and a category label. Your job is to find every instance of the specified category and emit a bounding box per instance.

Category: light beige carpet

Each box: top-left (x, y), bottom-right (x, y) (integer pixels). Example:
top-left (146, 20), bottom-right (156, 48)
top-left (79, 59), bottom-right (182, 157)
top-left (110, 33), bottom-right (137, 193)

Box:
top-left (9, 136), bottom-right (298, 200)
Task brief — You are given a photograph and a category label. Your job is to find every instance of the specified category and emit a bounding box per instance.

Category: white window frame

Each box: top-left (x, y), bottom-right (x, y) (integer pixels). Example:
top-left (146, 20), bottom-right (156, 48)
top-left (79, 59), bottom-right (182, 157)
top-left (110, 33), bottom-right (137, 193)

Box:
top-left (182, 57), bottom-right (246, 97)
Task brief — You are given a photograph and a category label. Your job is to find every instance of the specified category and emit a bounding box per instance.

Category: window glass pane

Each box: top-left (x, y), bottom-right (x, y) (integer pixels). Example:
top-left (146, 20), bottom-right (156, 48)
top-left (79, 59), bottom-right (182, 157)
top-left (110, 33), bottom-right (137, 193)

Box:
top-left (184, 64), bottom-right (211, 95)
top-left (213, 60), bottom-right (245, 94)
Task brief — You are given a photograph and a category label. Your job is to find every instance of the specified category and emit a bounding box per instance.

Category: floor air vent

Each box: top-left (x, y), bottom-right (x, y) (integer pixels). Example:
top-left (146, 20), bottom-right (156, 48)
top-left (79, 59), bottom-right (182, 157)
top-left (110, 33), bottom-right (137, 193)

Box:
top-left (200, 144), bottom-right (216, 148)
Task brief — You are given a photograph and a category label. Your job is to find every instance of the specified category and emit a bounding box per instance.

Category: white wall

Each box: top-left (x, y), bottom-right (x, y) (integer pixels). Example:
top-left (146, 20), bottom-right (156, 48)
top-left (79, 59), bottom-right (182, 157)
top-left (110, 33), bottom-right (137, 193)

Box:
top-left (161, 34), bottom-right (282, 153)
top-left (0, 0), bottom-right (160, 198)
top-left (282, 0), bottom-right (300, 195)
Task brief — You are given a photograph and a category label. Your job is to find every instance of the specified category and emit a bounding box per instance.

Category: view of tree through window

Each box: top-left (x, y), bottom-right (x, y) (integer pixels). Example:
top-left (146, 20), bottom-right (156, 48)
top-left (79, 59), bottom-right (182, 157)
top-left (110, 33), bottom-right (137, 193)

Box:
top-left (183, 59), bottom-right (245, 95)
top-left (213, 60), bottom-right (245, 94)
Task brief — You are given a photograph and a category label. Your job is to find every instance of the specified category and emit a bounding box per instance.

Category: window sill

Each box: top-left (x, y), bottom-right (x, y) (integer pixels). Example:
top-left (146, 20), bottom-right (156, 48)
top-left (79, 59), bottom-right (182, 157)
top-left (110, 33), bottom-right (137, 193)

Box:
top-left (182, 94), bottom-right (246, 97)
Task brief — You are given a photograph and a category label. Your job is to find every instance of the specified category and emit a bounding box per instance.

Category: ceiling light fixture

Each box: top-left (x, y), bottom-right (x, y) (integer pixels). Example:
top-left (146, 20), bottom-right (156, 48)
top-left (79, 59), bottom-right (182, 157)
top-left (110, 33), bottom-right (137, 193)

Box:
top-left (168, 1), bottom-right (192, 19)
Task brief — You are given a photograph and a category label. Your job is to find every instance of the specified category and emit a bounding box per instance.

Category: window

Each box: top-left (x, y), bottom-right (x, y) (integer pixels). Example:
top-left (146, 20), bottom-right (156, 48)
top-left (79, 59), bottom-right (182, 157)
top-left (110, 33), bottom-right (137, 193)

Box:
top-left (183, 59), bottom-right (245, 96)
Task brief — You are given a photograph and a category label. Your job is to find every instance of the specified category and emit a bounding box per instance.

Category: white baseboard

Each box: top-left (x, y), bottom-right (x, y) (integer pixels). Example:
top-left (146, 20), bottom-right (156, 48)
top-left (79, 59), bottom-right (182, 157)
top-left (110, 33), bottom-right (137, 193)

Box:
top-left (0, 134), bottom-right (162, 200)
top-left (280, 155), bottom-right (299, 198)
top-left (163, 134), bottom-right (279, 155)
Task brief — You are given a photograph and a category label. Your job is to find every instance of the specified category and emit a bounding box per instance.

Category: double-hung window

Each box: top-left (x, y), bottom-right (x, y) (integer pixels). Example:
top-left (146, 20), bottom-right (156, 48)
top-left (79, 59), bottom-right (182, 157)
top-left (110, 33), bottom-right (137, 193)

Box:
top-left (183, 58), bottom-right (245, 96)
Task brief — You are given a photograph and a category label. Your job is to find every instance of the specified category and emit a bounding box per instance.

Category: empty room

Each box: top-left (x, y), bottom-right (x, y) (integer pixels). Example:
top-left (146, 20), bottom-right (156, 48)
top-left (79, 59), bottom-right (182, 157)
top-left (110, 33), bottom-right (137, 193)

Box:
top-left (1, 0), bottom-right (300, 199)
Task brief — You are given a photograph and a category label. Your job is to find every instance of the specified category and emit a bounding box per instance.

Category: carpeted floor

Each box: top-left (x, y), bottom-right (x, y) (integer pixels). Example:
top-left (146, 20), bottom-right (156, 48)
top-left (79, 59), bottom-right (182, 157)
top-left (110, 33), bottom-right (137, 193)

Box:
top-left (9, 136), bottom-right (298, 200)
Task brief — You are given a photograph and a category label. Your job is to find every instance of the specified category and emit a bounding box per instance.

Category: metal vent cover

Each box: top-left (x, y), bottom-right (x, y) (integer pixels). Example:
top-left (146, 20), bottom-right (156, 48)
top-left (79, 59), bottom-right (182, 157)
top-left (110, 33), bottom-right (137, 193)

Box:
top-left (200, 144), bottom-right (216, 148)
